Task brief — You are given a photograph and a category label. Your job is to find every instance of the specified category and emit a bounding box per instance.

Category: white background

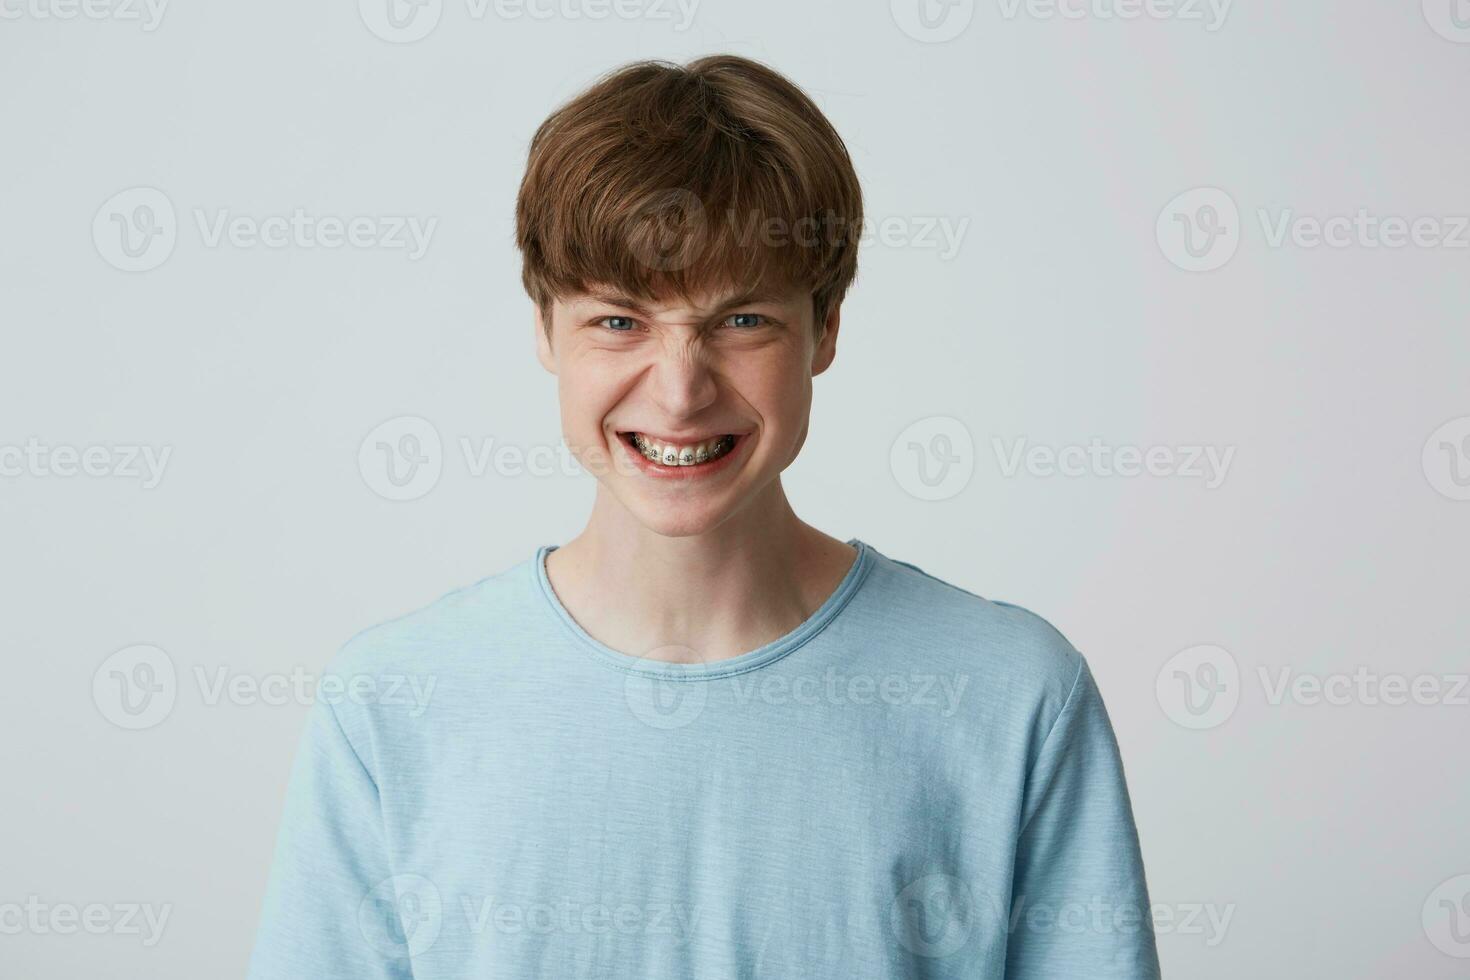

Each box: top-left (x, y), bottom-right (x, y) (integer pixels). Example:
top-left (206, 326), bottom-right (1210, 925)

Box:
top-left (2, 0), bottom-right (1468, 976)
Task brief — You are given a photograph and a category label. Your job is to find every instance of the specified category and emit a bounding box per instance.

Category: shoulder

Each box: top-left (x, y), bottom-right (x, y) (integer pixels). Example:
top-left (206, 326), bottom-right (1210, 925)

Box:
top-left (324, 554), bottom-right (535, 683)
top-left (856, 545), bottom-right (1087, 722)
top-left (306, 556), bottom-right (538, 770)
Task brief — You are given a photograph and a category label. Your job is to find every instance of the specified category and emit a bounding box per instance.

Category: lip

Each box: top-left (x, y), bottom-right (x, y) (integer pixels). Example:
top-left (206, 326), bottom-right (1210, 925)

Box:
top-left (618, 430), bottom-right (740, 445)
top-left (615, 431), bottom-right (750, 479)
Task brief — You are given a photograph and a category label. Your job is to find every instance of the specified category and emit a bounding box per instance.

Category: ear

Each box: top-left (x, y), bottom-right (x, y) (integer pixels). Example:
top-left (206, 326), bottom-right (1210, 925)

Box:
top-left (811, 303), bottom-right (841, 376)
top-left (534, 304), bottom-right (556, 375)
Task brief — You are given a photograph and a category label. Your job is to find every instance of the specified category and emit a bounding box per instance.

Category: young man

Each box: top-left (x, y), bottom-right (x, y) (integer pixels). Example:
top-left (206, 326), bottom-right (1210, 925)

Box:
top-left (247, 55), bottom-right (1161, 979)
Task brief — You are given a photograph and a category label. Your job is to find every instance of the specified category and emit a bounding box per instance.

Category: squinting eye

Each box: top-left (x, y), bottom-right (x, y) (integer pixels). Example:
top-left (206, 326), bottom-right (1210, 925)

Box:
top-left (724, 313), bottom-right (765, 329)
top-left (599, 316), bottom-right (635, 332)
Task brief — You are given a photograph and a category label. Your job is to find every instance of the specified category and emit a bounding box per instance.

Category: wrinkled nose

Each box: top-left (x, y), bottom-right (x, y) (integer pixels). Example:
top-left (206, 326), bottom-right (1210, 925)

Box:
top-left (646, 346), bottom-right (718, 420)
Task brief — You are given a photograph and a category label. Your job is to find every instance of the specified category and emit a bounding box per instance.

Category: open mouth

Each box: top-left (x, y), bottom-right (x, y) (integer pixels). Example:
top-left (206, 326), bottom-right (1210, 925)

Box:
top-left (619, 431), bottom-right (739, 469)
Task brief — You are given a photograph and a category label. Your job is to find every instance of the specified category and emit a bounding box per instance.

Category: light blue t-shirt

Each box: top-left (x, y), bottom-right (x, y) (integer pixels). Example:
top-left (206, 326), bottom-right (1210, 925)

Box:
top-left (246, 538), bottom-right (1160, 979)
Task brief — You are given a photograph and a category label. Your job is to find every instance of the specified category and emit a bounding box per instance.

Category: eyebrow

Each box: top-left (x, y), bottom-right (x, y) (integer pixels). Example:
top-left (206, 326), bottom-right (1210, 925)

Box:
top-left (584, 289), bottom-right (787, 316)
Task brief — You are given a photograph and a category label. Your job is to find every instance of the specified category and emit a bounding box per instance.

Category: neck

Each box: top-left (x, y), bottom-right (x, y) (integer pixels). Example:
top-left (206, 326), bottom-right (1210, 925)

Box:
top-left (543, 481), bottom-right (856, 664)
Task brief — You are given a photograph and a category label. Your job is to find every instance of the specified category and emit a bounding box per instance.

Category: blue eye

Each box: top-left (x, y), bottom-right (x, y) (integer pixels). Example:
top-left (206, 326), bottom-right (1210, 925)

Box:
top-left (725, 313), bottom-right (765, 329)
top-left (600, 316), bottom-right (635, 332)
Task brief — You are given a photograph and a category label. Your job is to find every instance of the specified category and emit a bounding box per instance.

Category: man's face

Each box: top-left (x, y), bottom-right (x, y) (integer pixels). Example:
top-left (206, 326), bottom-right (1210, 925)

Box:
top-left (535, 281), bottom-right (840, 537)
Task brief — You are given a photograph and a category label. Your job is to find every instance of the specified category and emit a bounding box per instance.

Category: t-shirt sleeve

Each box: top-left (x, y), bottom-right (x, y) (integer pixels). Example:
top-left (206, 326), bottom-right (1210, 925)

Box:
top-left (245, 694), bottom-right (413, 980)
top-left (1004, 657), bottom-right (1162, 979)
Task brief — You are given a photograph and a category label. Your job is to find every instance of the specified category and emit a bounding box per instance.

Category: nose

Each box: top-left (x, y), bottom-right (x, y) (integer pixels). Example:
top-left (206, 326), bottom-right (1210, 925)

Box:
top-left (646, 341), bottom-right (719, 420)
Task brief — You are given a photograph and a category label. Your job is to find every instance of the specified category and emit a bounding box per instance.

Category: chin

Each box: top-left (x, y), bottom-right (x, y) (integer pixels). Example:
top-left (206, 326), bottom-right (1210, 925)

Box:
top-left (624, 501), bottom-right (730, 539)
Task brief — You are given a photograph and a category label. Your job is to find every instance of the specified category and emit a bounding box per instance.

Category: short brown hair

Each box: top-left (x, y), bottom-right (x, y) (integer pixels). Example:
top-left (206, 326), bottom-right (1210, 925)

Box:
top-left (515, 55), bottom-right (863, 337)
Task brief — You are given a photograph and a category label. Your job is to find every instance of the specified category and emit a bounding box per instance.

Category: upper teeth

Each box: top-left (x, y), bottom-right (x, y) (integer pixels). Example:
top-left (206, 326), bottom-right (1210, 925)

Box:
top-left (631, 433), bottom-right (734, 466)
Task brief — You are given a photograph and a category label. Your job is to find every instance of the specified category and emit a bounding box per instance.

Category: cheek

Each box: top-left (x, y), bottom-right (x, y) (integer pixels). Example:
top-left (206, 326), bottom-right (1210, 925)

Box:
top-left (731, 357), bottom-right (812, 432)
top-left (558, 354), bottom-right (625, 431)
